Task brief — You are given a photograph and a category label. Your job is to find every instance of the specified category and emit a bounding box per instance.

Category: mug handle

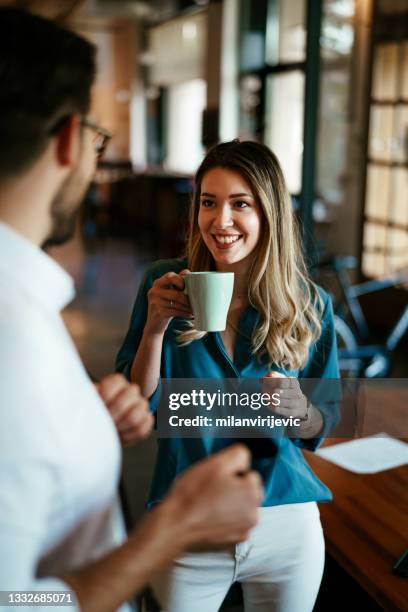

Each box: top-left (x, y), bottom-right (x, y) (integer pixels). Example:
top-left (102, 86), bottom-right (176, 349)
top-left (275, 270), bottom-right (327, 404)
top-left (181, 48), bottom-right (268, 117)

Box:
top-left (179, 270), bottom-right (190, 295)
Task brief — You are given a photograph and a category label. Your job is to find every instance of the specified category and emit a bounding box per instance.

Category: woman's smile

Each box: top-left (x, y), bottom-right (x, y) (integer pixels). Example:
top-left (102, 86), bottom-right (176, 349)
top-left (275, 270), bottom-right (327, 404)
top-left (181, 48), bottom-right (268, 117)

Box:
top-left (212, 233), bottom-right (243, 249)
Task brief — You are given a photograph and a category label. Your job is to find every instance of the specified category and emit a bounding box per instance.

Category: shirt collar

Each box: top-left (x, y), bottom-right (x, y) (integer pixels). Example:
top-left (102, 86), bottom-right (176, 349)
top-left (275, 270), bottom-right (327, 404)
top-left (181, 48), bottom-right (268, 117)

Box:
top-left (0, 222), bottom-right (75, 312)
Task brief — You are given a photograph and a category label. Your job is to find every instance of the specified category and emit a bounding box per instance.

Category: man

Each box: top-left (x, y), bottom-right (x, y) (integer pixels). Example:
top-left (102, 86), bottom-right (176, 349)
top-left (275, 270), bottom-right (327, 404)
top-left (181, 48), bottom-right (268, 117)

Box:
top-left (0, 8), bottom-right (262, 611)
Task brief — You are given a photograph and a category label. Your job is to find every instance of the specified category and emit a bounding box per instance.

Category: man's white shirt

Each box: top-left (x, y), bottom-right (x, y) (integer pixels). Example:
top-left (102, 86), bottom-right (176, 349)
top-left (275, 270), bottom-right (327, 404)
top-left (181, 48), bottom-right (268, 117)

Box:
top-left (0, 222), bottom-right (130, 610)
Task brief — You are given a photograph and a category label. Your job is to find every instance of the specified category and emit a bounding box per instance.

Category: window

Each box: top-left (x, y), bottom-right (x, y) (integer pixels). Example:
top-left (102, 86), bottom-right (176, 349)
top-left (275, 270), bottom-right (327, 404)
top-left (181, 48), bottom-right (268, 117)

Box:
top-left (362, 35), bottom-right (408, 277)
top-left (164, 79), bottom-right (207, 174)
top-left (316, 0), bottom-right (355, 206)
top-left (264, 71), bottom-right (305, 193)
top-left (238, 0), bottom-right (306, 195)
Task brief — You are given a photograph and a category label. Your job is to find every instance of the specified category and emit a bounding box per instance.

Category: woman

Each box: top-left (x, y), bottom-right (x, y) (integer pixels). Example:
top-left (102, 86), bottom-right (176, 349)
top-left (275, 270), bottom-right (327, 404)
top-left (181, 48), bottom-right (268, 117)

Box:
top-left (116, 140), bottom-right (340, 612)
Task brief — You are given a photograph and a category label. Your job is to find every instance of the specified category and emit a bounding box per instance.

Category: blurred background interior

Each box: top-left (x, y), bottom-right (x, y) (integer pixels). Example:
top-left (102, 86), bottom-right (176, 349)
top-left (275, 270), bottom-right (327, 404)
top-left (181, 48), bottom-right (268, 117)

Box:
top-left (1, 0), bottom-right (405, 380)
top-left (1, 1), bottom-right (407, 609)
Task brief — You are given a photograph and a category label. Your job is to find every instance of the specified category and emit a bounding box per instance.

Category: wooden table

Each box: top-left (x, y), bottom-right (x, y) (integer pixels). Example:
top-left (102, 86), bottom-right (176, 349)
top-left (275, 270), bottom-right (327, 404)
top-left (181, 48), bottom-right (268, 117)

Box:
top-left (304, 431), bottom-right (408, 611)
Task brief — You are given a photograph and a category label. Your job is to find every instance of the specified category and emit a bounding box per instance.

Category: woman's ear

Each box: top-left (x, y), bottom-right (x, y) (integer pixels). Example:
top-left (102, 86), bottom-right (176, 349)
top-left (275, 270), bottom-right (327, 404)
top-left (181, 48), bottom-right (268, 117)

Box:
top-left (55, 114), bottom-right (80, 167)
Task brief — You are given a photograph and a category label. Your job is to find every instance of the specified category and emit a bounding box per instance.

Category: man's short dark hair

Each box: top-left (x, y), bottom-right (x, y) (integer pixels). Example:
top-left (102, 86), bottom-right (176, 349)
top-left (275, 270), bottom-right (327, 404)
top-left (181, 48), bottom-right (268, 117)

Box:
top-left (0, 8), bottom-right (96, 179)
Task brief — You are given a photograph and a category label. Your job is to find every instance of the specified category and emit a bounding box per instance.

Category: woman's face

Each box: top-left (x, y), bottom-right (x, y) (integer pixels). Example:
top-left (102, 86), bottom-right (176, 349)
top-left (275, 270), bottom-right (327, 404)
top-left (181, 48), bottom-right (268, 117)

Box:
top-left (198, 167), bottom-right (262, 270)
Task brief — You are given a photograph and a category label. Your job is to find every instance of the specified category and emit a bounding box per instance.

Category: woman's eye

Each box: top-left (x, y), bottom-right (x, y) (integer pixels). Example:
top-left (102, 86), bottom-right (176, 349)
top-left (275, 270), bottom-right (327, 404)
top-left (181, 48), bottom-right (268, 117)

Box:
top-left (234, 201), bottom-right (250, 209)
top-left (200, 199), bottom-right (215, 208)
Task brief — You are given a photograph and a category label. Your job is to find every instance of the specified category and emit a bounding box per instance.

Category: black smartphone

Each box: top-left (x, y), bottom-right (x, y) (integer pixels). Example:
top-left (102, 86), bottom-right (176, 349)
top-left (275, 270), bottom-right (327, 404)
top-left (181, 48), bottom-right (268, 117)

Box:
top-left (392, 549), bottom-right (408, 577)
top-left (240, 437), bottom-right (277, 461)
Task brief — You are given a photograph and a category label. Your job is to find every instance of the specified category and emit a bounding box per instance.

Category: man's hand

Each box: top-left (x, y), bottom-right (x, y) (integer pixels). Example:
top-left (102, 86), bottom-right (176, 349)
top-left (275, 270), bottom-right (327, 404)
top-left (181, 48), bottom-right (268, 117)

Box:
top-left (164, 444), bottom-right (263, 549)
top-left (64, 446), bottom-right (261, 611)
top-left (96, 374), bottom-right (154, 447)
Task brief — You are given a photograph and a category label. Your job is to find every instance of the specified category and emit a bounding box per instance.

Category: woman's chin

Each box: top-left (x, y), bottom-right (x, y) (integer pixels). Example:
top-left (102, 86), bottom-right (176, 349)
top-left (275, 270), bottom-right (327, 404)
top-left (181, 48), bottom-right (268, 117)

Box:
top-left (212, 251), bottom-right (245, 267)
top-left (205, 241), bottom-right (255, 268)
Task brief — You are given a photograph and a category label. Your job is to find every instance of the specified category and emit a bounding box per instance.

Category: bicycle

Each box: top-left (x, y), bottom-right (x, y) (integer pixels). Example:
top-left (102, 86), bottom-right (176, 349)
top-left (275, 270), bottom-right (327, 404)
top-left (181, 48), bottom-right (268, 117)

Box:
top-left (315, 256), bottom-right (408, 377)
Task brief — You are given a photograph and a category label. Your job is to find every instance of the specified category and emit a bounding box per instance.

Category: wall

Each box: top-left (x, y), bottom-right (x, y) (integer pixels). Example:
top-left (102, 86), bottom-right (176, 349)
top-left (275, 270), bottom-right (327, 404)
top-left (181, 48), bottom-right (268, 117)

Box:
top-left (75, 19), bottom-right (137, 161)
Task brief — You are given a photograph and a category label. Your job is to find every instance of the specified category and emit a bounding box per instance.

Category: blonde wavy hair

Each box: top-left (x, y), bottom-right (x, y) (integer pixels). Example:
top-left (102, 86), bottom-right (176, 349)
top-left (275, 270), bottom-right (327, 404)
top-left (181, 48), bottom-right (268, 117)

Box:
top-left (177, 139), bottom-right (323, 370)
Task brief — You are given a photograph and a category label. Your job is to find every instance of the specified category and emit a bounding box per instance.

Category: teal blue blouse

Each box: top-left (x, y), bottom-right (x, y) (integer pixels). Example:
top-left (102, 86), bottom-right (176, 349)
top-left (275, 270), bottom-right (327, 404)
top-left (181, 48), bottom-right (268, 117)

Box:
top-left (116, 258), bottom-right (340, 508)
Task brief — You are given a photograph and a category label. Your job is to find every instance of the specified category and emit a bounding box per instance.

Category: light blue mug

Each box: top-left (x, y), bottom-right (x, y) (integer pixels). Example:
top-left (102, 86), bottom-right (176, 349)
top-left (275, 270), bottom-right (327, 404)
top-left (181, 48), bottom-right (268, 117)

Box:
top-left (183, 272), bottom-right (234, 332)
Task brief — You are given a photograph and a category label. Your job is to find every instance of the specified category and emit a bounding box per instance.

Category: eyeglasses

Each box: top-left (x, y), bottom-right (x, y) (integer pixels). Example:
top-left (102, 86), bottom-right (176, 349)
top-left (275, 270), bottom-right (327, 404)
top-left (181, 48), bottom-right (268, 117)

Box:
top-left (80, 117), bottom-right (112, 158)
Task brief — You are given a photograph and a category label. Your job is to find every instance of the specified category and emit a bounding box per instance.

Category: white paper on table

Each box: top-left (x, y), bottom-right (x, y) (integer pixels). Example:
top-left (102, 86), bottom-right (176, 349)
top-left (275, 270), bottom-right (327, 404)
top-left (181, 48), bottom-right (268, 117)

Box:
top-left (316, 434), bottom-right (408, 474)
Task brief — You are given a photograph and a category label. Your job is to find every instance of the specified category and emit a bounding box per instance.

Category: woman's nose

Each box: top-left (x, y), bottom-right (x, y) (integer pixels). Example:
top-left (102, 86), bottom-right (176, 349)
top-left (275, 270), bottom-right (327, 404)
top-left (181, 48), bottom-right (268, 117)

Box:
top-left (213, 203), bottom-right (233, 228)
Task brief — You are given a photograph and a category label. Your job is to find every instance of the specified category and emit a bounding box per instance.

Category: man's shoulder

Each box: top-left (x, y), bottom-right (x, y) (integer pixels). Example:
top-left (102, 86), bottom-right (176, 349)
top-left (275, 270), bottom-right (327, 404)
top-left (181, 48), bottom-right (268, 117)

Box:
top-left (0, 287), bottom-right (49, 343)
top-left (0, 289), bottom-right (38, 344)
top-left (0, 286), bottom-right (69, 390)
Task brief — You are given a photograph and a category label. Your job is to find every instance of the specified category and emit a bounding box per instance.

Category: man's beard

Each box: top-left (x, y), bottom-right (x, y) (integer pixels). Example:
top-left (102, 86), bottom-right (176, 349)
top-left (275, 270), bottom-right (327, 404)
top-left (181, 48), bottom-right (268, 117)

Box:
top-left (42, 166), bottom-right (91, 249)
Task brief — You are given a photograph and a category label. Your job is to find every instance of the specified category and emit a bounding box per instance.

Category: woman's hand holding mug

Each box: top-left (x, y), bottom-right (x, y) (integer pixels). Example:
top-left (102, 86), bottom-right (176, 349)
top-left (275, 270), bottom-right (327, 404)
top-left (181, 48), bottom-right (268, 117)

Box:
top-left (145, 270), bottom-right (193, 336)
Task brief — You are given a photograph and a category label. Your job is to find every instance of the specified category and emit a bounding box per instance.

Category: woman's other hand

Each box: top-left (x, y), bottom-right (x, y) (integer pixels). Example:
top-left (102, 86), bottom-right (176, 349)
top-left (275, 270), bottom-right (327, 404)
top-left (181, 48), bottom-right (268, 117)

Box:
top-left (263, 372), bottom-right (309, 421)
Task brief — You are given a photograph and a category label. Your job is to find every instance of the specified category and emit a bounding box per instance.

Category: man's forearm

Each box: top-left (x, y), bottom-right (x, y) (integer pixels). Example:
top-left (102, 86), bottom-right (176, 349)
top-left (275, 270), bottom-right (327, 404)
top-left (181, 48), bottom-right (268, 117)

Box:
top-left (62, 499), bottom-right (188, 612)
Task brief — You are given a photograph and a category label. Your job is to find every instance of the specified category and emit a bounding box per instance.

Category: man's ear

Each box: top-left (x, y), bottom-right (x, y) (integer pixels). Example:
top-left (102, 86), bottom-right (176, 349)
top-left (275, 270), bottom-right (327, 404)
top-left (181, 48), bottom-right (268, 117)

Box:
top-left (55, 114), bottom-right (81, 167)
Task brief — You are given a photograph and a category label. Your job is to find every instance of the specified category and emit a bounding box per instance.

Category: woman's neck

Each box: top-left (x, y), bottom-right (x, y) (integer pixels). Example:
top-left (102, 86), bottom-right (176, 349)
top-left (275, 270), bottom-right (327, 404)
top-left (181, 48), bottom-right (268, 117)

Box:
top-left (214, 260), bottom-right (252, 301)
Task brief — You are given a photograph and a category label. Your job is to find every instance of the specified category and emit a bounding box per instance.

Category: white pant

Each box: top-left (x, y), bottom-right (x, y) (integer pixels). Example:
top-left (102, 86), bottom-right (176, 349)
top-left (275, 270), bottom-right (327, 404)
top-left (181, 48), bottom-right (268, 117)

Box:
top-left (150, 502), bottom-right (325, 612)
